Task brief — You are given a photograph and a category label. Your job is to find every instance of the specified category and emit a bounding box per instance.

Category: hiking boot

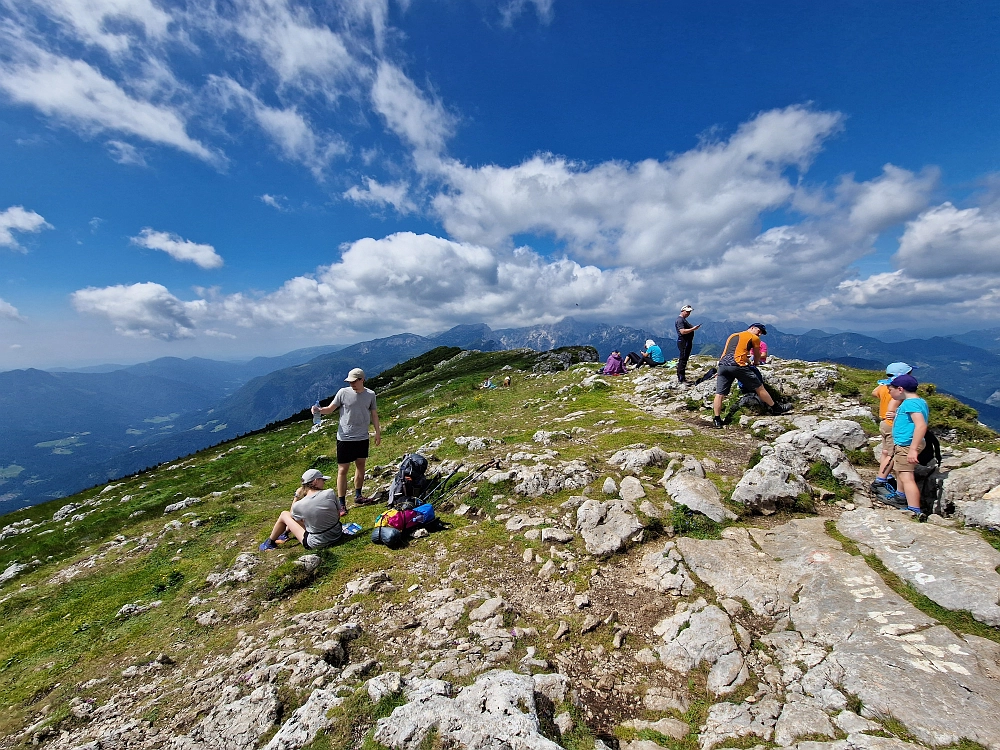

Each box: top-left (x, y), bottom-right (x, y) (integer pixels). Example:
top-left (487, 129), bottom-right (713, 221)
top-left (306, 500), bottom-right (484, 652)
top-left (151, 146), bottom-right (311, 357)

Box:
top-left (770, 402), bottom-right (793, 415)
top-left (712, 416), bottom-right (724, 429)
top-left (259, 539), bottom-right (278, 551)
top-left (870, 480), bottom-right (892, 497)
top-left (354, 495), bottom-right (376, 506)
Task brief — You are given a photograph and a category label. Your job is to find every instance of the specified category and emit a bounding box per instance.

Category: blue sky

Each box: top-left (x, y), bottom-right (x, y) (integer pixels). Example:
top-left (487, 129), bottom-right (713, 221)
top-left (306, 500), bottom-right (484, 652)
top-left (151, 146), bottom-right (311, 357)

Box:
top-left (2, 0), bottom-right (1000, 369)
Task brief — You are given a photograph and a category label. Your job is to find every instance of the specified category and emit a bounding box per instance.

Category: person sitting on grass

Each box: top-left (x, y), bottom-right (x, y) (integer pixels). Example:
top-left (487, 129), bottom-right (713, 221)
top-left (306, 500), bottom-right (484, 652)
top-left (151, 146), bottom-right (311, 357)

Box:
top-left (260, 469), bottom-right (343, 551)
top-left (625, 340), bottom-right (665, 369)
top-left (887, 373), bottom-right (929, 516)
top-left (602, 350), bottom-right (626, 375)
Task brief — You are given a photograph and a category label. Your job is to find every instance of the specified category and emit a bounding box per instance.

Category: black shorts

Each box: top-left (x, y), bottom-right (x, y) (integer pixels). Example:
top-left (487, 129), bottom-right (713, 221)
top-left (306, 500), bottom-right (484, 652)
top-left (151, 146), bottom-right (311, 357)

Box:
top-left (337, 439), bottom-right (370, 464)
top-left (715, 364), bottom-right (763, 395)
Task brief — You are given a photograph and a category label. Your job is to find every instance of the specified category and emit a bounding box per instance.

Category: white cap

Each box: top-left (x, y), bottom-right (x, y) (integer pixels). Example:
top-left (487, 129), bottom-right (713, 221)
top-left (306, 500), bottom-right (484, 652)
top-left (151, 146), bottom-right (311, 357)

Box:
top-left (302, 468), bottom-right (330, 484)
top-left (681, 305), bottom-right (693, 312)
top-left (345, 367), bottom-right (365, 382)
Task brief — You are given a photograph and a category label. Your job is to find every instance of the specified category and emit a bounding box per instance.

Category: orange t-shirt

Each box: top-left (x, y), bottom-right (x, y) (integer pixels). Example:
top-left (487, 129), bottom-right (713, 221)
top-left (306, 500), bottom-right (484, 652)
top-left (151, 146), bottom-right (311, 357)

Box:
top-left (719, 331), bottom-right (761, 367)
top-left (874, 384), bottom-right (895, 423)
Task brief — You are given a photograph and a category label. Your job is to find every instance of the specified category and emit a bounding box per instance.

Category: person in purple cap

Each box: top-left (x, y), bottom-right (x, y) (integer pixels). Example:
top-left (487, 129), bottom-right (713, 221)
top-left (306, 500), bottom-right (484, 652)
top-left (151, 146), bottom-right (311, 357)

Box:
top-left (887, 373), bottom-right (929, 515)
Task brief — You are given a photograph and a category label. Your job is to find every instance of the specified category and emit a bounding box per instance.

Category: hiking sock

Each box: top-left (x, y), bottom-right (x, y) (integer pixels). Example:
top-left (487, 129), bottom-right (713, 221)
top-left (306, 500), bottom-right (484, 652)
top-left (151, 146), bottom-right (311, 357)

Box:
top-left (338, 495), bottom-right (347, 509)
top-left (354, 488), bottom-right (363, 500)
top-left (712, 416), bottom-right (724, 429)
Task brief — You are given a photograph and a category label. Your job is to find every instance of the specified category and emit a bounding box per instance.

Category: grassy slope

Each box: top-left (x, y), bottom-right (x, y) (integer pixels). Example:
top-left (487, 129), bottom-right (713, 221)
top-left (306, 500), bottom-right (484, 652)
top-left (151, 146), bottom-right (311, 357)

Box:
top-left (0, 353), bottom-right (996, 745)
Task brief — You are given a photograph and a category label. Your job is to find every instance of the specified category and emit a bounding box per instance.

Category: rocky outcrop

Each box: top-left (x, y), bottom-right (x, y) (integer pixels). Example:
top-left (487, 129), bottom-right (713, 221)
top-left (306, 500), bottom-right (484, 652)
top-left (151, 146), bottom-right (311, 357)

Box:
top-left (664, 473), bottom-right (736, 523)
top-left (576, 498), bottom-right (643, 556)
top-left (372, 670), bottom-right (565, 750)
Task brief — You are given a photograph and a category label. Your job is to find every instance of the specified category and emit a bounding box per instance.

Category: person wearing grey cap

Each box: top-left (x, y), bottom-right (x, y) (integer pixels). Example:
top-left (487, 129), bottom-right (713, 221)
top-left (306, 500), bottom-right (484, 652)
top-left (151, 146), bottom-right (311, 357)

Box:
top-left (313, 368), bottom-right (381, 514)
top-left (674, 305), bottom-right (700, 383)
top-left (260, 469), bottom-right (342, 551)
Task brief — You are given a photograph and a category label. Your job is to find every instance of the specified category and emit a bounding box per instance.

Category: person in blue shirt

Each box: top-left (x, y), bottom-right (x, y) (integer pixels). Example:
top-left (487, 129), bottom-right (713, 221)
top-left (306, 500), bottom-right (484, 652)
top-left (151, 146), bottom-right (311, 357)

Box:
top-left (888, 373), bottom-right (929, 515)
top-left (625, 339), bottom-right (665, 369)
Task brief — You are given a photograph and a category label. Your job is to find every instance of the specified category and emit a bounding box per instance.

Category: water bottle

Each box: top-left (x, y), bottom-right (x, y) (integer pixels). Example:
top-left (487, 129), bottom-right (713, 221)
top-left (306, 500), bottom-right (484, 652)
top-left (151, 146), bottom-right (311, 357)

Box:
top-left (313, 399), bottom-right (322, 426)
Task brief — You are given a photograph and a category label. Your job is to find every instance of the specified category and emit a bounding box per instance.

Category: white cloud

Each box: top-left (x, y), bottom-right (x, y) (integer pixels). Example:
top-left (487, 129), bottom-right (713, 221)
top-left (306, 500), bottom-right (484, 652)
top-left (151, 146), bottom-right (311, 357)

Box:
top-left (500, 0), bottom-right (554, 26)
top-left (0, 40), bottom-right (219, 164)
top-left (226, 0), bottom-right (355, 91)
top-left (203, 328), bottom-right (237, 339)
top-left (71, 282), bottom-right (202, 339)
top-left (371, 62), bottom-right (454, 156)
top-left (29, 0), bottom-right (174, 53)
top-left (895, 202), bottom-right (1000, 278)
top-left (0, 297), bottom-right (24, 321)
top-left (260, 194), bottom-right (287, 210)
top-left (343, 177), bottom-right (416, 213)
top-left (0, 205), bottom-right (52, 250)
top-left (131, 228), bottom-right (224, 269)
top-left (106, 140), bottom-right (148, 166)
top-left (209, 76), bottom-right (345, 177)
top-left (431, 106), bottom-right (843, 266)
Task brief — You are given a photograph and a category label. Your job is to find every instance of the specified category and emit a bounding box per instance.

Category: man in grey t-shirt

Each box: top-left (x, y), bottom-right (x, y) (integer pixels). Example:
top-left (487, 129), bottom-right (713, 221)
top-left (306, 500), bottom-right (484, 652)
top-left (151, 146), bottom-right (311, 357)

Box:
top-left (313, 367), bottom-right (381, 514)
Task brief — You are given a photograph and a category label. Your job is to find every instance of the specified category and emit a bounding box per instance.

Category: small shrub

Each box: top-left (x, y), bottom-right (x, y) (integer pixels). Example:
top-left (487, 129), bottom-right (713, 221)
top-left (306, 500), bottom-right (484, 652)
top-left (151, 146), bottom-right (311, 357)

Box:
top-left (833, 379), bottom-right (861, 397)
top-left (151, 570), bottom-right (184, 594)
top-left (668, 505), bottom-right (723, 539)
top-left (847, 448), bottom-right (878, 467)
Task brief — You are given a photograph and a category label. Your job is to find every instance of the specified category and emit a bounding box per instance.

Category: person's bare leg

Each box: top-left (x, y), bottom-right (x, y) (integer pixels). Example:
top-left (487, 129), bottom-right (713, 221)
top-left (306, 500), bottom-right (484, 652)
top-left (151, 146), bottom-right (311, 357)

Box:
top-left (271, 511), bottom-right (306, 543)
top-left (337, 463), bottom-right (350, 498)
top-left (354, 457), bottom-right (367, 493)
top-left (755, 385), bottom-right (775, 407)
top-left (898, 471), bottom-right (920, 510)
top-left (713, 393), bottom-right (724, 417)
top-left (878, 450), bottom-right (893, 480)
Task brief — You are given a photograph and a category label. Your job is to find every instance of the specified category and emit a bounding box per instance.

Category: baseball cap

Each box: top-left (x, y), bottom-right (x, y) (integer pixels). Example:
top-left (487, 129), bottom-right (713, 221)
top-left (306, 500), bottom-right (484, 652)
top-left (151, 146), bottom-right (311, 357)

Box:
top-left (890, 373), bottom-right (919, 392)
top-left (302, 468), bottom-right (330, 484)
top-left (885, 362), bottom-right (913, 377)
top-left (749, 323), bottom-right (768, 335)
top-left (345, 367), bottom-right (365, 382)
top-left (681, 305), bottom-right (693, 312)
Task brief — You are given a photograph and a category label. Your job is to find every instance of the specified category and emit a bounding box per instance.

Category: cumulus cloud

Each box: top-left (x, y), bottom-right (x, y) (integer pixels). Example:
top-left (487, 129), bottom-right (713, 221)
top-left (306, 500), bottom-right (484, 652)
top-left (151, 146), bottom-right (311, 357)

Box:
top-left (432, 106), bottom-right (843, 267)
top-left (343, 177), bottom-right (416, 213)
top-left (131, 228), bottom-right (224, 269)
top-left (0, 297), bottom-right (24, 321)
top-left (895, 202), bottom-right (1000, 278)
top-left (0, 205), bottom-right (52, 250)
top-left (71, 282), bottom-right (201, 339)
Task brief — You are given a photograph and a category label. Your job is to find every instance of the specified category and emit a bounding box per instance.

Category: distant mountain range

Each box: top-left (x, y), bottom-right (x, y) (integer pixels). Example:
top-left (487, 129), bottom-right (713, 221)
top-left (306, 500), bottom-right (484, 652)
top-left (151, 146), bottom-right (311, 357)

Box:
top-left (3, 320), bottom-right (1000, 513)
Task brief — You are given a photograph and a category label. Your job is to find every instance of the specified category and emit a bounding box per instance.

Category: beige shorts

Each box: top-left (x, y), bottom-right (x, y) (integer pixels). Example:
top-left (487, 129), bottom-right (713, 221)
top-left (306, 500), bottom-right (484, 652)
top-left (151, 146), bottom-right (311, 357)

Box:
top-left (892, 441), bottom-right (925, 474)
top-left (879, 420), bottom-right (894, 455)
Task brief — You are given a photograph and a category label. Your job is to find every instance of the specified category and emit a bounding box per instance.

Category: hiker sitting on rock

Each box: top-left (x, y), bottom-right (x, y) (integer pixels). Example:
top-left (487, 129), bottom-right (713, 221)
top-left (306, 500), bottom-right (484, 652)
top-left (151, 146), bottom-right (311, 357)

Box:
top-left (601, 350), bottom-right (626, 375)
top-left (712, 323), bottom-right (790, 428)
top-left (260, 469), bottom-right (343, 551)
top-left (625, 340), bottom-right (665, 369)
top-left (871, 362), bottom-right (911, 499)
top-left (887, 373), bottom-right (929, 515)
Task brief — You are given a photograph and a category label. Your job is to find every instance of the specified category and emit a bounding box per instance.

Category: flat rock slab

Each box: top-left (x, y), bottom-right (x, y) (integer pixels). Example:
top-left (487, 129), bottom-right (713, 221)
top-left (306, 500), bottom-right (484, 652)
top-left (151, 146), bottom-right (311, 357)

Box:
top-left (677, 529), bottom-right (792, 616)
top-left (665, 473), bottom-right (736, 523)
top-left (837, 507), bottom-right (1000, 627)
top-left (748, 518), bottom-right (1000, 750)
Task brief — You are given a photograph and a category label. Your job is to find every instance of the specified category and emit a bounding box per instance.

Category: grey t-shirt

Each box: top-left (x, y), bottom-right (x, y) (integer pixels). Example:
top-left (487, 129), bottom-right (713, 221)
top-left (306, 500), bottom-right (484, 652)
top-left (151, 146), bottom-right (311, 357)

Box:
top-left (291, 489), bottom-right (342, 548)
top-left (331, 386), bottom-right (377, 441)
top-left (675, 315), bottom-right (696, 342)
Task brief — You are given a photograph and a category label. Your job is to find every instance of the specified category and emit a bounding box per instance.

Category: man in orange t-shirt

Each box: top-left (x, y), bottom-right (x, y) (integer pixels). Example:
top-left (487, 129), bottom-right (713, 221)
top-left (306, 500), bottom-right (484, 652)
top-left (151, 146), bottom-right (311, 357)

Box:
top-left (712, 323), bottom-right (791, 428)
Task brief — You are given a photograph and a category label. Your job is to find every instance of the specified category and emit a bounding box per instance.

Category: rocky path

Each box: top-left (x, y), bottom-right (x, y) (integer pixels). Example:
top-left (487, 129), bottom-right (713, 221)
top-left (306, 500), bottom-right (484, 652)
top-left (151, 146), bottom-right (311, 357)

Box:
top-left (5, 356), bottom-right (1000, 750)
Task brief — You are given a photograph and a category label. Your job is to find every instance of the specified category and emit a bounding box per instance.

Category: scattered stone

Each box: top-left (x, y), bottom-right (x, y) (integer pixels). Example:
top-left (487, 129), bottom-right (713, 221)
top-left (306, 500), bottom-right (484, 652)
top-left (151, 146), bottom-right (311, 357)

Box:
top-left (619, 476), bottom-right (646, 503)
top-left (574, 595), bottom-right (590, 609)
top-left (505, 515), bottom-right (547, 532)
top-left (554, 712), bottom-right (574, 736)
top-left (602, 477), bottom-right (618, 495)
top-left (665, 473), bottom-right (736, 523)
top-left (554, 621), bottom-right (570, 640)
top-left (622, 717), bottom-right (688, 740)
top-left (608, 445), bottom-right (668, 473)
top-left (469, 597), bottom-right (506, 622)
top-left (576, 498), bottom-right (644, 556)
top-left (294, 555), bottom-right (321, 573)
top-left (541, 527), bottom-right (573, 543)
top-left (263, 688), bottom-right (343, 750)
top-left (581, 615), bottom-right (601, 634)
top-left (195, 609), bottom-right (221, 627)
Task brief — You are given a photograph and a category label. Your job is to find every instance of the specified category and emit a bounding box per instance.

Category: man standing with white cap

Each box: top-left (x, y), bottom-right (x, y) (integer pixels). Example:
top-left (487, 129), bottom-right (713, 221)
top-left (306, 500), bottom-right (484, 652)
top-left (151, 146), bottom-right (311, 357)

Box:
top-left (675, 305), bottom-right (700, 383)
top-left (313, 368), bottom-right (381, 515)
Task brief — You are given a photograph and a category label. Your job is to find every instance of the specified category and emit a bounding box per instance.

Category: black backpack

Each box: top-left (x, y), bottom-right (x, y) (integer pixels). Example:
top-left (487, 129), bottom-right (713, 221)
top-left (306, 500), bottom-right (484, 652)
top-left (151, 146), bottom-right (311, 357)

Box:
top-left (387, 453), bottom-right (430, 510)
top-left (914, 431), bottom-right (952, 516)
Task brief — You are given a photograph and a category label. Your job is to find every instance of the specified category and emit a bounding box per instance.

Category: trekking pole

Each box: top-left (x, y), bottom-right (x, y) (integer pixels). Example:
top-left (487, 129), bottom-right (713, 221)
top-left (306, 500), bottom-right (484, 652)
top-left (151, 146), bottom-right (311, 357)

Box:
top-left (423, 465), bottom-right (461, 505)
top-left (431, 460), bottom-right (494, 509)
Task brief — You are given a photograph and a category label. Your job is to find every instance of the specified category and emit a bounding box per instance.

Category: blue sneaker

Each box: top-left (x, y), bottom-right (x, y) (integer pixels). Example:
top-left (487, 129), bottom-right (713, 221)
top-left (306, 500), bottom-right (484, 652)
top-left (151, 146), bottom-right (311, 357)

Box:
top-left (259, 539), bottom-right (278, 551)
top-left (275, 531), bottom-right (291, 544)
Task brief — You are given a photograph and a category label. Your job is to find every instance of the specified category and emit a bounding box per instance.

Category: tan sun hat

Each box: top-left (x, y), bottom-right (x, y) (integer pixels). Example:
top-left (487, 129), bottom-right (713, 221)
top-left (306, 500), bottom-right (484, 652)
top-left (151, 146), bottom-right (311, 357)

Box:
top-left (345, 367), bottom-right (365, 382)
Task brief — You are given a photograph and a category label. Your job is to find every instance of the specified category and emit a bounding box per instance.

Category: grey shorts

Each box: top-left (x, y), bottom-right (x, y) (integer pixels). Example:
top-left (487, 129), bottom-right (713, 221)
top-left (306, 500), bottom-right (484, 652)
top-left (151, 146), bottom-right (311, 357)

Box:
top-left (715, 364), bottom-right (763, 396)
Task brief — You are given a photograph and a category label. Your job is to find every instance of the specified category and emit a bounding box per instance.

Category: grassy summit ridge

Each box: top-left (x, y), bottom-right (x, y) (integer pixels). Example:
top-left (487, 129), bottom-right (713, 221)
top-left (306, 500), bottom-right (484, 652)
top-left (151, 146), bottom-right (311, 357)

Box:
top-left (0, 349), bottom-right (995, 748)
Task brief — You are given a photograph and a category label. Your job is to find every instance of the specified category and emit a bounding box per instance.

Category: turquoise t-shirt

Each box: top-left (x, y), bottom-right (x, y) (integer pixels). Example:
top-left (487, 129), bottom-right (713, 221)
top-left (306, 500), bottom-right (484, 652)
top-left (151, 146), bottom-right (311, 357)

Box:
top-left (892, 396), bottom-right (929, 446)
top-left (647, 345), bottom-right (665, 364)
